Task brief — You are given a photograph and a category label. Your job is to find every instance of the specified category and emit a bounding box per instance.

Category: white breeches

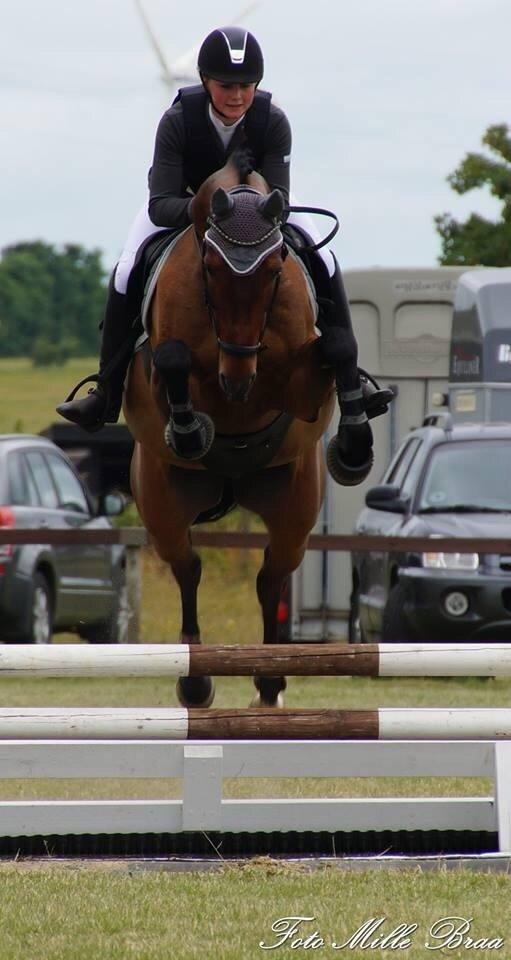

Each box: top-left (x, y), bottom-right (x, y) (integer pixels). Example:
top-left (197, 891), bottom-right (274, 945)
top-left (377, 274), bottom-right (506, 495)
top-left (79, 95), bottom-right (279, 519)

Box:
top-left (287, 192), bottom-right (336, 277)
top-left (114, 201), bottom-right (168, 293)
top-left (113, 193), bottom-right (335, 294)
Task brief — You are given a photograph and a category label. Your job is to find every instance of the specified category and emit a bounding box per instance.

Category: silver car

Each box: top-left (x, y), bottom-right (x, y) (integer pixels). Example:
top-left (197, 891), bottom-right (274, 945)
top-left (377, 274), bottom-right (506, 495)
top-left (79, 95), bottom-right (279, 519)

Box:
top-left (0, 435), bottom-right (127, 643)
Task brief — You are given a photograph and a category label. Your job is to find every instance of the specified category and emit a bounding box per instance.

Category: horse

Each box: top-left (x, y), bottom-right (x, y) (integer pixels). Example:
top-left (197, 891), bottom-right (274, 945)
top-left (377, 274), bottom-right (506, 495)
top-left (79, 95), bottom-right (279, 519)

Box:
top-left (124, 150), bottom-right (357, 708)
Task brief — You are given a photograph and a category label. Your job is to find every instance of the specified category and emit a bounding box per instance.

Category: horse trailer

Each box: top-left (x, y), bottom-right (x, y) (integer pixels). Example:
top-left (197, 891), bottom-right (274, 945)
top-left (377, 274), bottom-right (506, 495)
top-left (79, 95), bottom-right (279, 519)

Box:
top-left (290, 264), bottom-right (477, 641)
top-left (449, 267), bottom-right (511, 423)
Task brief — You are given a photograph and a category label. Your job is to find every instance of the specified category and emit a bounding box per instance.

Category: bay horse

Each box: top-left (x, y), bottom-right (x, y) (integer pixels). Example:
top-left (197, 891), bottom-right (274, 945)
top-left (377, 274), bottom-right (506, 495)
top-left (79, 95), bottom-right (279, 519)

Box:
top-left (124, 151), bottom-right (349, 708)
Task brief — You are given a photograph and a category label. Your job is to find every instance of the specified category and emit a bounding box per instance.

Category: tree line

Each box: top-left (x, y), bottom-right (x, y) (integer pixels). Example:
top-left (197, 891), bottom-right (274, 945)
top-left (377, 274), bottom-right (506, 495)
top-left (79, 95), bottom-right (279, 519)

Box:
top-left (0, 241), bottom-right (107, 364)
top-left (1, 124), bottom-right (509, 365)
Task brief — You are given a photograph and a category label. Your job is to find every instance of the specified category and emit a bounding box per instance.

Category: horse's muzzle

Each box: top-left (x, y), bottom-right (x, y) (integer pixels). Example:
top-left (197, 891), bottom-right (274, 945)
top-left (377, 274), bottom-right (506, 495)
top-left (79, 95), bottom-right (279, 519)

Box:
top-left (219, 372), bottom-right (256, 403)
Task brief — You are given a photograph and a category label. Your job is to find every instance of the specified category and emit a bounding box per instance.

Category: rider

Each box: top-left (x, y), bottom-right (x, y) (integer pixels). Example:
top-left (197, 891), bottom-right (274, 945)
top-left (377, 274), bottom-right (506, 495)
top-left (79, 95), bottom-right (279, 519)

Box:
top-left (58, 26), bottom-right (389, 455)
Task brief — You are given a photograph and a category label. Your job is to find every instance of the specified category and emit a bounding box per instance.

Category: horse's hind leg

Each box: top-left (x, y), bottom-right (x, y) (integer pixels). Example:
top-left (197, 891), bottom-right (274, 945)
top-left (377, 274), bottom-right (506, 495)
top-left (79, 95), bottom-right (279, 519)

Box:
top-left (237, 460), bottom-right (323, 707)
top-left (132, 447), bottom-right (221, 707)
top-left (252, 545), bottom-right (289, 707)
top-left (168, 536), bottom-right (216, 708)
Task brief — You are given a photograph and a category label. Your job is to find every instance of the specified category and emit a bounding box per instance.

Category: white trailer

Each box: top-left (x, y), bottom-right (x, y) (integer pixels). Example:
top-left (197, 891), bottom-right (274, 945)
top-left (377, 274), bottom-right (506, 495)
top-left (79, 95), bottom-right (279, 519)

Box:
top-left (290, 265), bottom-right (471, 641)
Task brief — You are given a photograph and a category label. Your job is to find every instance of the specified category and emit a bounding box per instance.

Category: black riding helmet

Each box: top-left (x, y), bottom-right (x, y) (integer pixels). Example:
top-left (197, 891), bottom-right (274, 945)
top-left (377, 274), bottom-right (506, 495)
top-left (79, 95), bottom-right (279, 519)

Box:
top-left (198, 27), bottom-right (264, 84)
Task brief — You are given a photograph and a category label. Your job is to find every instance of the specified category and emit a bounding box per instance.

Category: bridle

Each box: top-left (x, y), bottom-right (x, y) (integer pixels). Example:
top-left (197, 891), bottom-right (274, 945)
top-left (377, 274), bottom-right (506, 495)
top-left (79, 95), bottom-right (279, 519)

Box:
top-left (200, 236), bottom-right (285, 358)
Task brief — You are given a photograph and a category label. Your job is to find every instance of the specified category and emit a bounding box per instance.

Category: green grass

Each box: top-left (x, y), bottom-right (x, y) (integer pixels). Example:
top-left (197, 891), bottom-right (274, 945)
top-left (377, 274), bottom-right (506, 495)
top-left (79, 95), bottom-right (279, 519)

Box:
top-left (0, 356), bottom-right (99, 435)
top-left (0, 864), bottom-right (509, 960)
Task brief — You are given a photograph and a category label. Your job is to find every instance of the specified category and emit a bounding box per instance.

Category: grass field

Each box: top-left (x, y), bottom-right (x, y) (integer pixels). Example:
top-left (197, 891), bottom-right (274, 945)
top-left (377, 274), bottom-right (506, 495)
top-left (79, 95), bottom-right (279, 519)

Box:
top-left (0, 357), bottom-right (98, 435)
top-left (0, 863), bottom-right (509, 960)
top-left (1, 358), bottom-right (510, 955)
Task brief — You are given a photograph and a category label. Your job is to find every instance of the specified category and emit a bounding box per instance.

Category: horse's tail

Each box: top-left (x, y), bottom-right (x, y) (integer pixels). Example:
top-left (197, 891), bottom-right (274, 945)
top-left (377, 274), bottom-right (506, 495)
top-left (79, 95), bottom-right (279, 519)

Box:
top-left (227, 144), bottom-right (254, 184)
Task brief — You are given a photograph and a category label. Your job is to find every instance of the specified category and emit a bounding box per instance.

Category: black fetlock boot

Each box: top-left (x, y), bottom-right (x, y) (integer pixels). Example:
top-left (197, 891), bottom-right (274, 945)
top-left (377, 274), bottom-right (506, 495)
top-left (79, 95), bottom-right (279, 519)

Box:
top-left (57, 275), bottom-right (134, 432)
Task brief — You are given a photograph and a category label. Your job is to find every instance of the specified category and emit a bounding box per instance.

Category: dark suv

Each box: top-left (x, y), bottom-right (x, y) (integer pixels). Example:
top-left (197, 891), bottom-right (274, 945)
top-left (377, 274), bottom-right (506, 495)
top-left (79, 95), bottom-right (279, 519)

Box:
top-left (350, 417), bottom-right (511, 643)
top-left (0, 435), bottom-right (126, 643)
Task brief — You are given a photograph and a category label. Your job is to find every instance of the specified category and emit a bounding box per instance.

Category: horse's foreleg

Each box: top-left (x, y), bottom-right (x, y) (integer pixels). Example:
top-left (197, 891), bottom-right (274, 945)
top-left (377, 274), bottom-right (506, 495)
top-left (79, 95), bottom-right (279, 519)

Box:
top-left (152, 338), bottom-right (215, 460)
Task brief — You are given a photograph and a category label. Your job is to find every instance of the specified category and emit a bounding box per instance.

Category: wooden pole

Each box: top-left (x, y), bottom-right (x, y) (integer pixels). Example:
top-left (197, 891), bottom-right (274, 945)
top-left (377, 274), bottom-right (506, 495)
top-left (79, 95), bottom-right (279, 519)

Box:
top-left (0, 707), bottom-right (510, 739)
top-left (1, 643), bottom-right (511, 677)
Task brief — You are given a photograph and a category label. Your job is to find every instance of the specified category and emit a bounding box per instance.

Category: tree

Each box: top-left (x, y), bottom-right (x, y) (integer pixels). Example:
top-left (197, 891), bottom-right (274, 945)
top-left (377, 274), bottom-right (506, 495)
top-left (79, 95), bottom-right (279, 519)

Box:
top-left (0, 241), bottom-right (107, 360)
top-left (435, 124), bottom-right (511, 266)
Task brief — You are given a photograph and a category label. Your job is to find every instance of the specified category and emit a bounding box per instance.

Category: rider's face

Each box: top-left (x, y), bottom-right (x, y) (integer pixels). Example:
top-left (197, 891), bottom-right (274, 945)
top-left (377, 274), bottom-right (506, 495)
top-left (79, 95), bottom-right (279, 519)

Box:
top-left (203, 78), bottom-right (257, 124)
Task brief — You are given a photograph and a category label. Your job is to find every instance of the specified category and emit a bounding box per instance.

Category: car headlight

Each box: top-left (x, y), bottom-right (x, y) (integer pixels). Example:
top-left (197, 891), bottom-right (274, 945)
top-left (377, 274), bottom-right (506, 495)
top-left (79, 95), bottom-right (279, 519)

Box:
top-left (422, 552), bottom-right (479, 571)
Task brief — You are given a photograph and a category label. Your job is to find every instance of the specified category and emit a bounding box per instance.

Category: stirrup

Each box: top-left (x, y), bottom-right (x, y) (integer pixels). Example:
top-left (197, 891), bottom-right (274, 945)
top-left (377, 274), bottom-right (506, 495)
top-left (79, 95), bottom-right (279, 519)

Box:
top-left (57, 375), bottom-right (112, 434)
top-left (359, 368), bottom-right (395, 421)
top-left (62, 373), bottom-right (105, 403)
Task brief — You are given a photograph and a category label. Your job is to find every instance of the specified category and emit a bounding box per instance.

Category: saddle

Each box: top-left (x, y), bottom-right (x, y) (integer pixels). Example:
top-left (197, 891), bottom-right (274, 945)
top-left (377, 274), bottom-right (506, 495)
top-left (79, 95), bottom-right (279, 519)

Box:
top-left (126, 228), bottom-right (185, 337)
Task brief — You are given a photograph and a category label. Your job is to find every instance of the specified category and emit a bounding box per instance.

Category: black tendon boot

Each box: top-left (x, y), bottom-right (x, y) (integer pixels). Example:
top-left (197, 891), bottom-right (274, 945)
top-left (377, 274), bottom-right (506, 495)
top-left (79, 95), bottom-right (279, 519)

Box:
top-left (56, 276), bottom-right (134, 432)
top-left (314, 257), bottom-right (375, 486)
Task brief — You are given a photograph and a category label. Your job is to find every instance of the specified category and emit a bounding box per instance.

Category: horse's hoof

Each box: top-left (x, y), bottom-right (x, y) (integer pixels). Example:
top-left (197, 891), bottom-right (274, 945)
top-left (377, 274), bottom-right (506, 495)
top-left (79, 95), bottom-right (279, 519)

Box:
top-left (326, 436), bottom-right (374, 486)
top-left (176, 676), bottom-right (215, 708)
top-left (165, 413), bottom-right (215, 460)
top-left (250, 692), bottom-right (284, 708)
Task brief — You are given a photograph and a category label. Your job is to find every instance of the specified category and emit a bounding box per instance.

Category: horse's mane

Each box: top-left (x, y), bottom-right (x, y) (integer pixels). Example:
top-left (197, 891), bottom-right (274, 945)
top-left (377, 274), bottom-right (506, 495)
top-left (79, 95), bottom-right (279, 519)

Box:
top-left (227, 145), bottom-right (255, 184)
top-left (193, 145), bottom-right (266, 236)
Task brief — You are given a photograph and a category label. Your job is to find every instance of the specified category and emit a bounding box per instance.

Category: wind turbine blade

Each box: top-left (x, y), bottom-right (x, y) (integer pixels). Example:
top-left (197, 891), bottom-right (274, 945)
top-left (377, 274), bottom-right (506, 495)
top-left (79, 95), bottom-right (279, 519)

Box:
top-left (134, 0), bottom-right (174, 85)
top-left (232, 1), bottom-right (262, 24)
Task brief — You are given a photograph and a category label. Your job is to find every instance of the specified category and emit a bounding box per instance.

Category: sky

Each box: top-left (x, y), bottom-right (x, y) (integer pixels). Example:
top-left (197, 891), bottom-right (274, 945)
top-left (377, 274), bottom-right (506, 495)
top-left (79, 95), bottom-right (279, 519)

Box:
top-left (0, 0), bottom-right (509, 272)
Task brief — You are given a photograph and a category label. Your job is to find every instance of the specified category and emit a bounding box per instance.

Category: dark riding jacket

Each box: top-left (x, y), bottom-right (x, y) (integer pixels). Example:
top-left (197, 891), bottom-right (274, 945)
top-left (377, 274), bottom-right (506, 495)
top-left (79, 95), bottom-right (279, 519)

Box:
top-left (148, 84), bottom-right (292, 229)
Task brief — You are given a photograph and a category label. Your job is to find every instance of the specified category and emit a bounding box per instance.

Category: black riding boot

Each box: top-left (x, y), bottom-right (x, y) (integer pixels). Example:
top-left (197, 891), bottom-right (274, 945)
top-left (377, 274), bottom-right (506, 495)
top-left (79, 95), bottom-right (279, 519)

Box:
top-left (312, 255), bottom-right (394, 421)
top-left (56, 276), bottom-right (133, 432)
top-left (282, 225), bottom-right (393, 421)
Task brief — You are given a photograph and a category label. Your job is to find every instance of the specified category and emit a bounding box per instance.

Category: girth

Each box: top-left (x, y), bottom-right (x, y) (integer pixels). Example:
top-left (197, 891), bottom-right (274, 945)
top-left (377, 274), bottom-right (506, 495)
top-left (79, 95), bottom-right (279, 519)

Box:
top-left (200, 412), bottom-right (293, 478)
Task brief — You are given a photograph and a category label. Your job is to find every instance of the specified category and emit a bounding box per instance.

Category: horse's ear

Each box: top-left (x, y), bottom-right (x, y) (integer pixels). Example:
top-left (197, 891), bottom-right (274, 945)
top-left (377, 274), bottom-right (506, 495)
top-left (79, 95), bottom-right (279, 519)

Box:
top-left (211, 188), bottom-right (235, 220)
top-left (258, 189), bottom-right (285, 224)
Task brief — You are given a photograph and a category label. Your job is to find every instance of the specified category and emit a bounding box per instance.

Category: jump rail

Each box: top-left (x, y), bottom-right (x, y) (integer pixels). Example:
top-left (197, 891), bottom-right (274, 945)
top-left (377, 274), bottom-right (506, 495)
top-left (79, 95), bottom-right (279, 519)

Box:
top-left (1, 707), bottom-right (511, 740)
top-left (1, 643), bottom-right (511, 677)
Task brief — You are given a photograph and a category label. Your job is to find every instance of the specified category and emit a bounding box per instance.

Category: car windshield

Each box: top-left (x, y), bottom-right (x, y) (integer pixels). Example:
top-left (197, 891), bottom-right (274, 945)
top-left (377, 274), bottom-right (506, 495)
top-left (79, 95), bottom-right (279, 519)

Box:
top-left (418, 440), bottom-right (511, 513)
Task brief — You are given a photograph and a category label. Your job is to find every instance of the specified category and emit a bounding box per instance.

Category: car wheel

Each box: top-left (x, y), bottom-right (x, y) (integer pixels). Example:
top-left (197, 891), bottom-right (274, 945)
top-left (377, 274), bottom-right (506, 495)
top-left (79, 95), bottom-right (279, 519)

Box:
top-left (82, 572), bottom-right (129, 644)
top-left (25, 573), bottom-right (53, 644)
top-left (348, 587), bottom-right (368, 644)
top-left (382, 582), bottom-right (413, 643)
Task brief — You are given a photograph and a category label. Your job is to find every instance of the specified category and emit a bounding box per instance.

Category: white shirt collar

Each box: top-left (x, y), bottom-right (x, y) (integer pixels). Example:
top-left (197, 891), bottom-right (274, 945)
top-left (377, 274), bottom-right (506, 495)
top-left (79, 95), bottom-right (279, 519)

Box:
top-left (208, 103), bottom-right (245, 148)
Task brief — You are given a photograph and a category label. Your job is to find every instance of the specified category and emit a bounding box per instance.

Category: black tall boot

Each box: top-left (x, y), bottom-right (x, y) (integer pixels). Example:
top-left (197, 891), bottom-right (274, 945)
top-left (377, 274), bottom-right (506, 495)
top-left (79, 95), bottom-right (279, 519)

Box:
top-left (312, 254), bottom-right (394, 421)
top-left (282, 226), bottom-right (394, 421)
top-left (57, 275), bottom-right (134, 433)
